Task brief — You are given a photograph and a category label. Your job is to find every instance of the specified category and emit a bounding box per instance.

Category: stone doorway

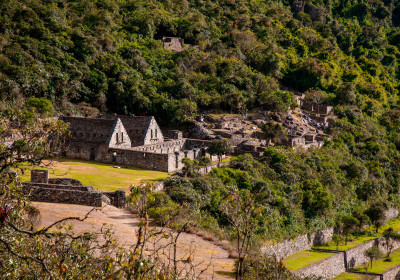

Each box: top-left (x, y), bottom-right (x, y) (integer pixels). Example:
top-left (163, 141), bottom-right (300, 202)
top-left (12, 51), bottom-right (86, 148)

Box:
top-left (90, 148), bottom-right (95, 161)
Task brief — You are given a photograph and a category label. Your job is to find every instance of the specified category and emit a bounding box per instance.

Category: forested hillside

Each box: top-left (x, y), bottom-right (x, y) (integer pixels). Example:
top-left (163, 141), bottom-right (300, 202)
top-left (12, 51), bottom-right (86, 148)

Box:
top-left (0, 0), bottom-right (399, 124)
top-left (2, 1), bottom-right (400, 278)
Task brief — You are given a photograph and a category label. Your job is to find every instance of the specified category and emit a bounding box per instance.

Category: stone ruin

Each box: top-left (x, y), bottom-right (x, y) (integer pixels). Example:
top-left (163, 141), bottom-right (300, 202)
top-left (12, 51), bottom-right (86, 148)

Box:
top-left (24, 169), bottom-right (126, 208)
top-left (190, 102), bottom-right (334, 156)
top-left (60, 115), bottom-right (220, 173)
top-left (162, 37), bottom-right (184, 52)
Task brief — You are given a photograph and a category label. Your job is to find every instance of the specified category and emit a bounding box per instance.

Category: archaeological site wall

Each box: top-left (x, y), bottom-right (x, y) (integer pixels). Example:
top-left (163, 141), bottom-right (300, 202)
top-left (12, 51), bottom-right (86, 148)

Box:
top-left (261, 228), bottom-right (334, 259)
top-left (24, 183), bottom-right (103, 207)
top-left (26, 170), bottom-right (125, 208)
top-left (294, 252), bottom-right (345, 279)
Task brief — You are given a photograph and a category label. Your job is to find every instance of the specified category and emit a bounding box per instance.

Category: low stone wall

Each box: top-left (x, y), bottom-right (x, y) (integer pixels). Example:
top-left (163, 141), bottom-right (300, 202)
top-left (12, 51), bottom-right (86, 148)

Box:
top-left (262, 228), bottom-right (334, 259)
top-left (262, 208), bottom-right (400, 262)
top-left (382, 265), bottom-right (400, 280)
top-left (48, 178), bottom-right (83, 186)
top-left (294, 252), bottom-right (345, 279)
top-left (103, 190), bottom-right (126, 208)
top-left (26, 186), bottom-right (102, 207)
top-left (23, 182), bottom-right (93, 192)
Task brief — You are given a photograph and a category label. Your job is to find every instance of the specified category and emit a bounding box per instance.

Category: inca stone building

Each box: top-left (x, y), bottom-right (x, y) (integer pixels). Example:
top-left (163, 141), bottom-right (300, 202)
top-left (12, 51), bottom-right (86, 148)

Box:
top-left (61, 115), bottom-right (215, 172)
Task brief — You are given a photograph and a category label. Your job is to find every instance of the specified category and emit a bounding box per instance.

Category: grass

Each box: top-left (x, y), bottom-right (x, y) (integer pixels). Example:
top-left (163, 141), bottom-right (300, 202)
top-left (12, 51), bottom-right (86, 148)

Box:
top-left (333, 272), bottom-right (375, 279)
top-left (352, 248), bottom-right (400, 274)
top-left (313, 216), bottom-right (400, 251)
top-left (282, 250), bottom-right (336, 271)
top-left (380, 216), bottom-right (400, 232)
top-left (313, 235), bottom-right (377, 251)
top-left (17, 159), bottom-right (170, 192)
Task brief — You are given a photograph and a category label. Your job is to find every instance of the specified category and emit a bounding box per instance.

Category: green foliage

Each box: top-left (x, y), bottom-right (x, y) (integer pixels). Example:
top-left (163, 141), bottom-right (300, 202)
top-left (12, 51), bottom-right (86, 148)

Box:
top-left (0, 0), bottom-right (399, 125)
top-left (364, 246), bottom-right (383, 268)
top-left (25, 97), bottom-right (54, 117)
top-left (207, 139), bottom-right (233, 163)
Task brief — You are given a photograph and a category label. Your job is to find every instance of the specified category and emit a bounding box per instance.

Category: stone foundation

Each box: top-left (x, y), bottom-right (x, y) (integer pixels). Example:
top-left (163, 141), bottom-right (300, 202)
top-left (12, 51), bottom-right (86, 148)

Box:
top-left (25, 184), bottom-right (103, 207)
top-left (24, 172), bottom-right (126, 208)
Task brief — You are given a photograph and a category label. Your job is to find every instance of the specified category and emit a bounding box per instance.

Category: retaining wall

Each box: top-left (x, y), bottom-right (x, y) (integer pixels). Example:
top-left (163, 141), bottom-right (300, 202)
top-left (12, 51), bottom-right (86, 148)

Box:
top-left (261, 228), bottom-right (334, 259)
top-left (294, 252), bottom-right (345, 279)
top-left (381, 265), bottom-right (400, 280)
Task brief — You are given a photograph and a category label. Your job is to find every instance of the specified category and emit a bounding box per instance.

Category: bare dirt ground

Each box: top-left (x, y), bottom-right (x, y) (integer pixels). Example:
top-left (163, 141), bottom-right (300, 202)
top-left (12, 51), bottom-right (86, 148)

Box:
top-left (34, 202), bottom-right (235, 279)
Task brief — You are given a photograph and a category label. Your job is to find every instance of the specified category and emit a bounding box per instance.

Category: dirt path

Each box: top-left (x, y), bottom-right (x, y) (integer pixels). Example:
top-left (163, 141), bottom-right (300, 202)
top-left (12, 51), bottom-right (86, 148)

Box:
top-left (34, 202), bottom-right (235, 279)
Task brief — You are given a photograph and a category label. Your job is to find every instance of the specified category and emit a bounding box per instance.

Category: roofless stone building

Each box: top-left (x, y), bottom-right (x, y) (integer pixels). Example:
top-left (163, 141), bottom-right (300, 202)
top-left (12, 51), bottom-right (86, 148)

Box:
top-left (60, 115), bottom-right (217, 173)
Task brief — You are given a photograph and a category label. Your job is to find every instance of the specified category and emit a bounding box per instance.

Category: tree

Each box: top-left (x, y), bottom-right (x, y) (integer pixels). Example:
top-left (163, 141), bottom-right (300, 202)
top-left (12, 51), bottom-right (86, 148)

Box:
top-left (336, 82), bottom-right (356, 105)
top-left (25, 97), bottom-right (54, 117)
top-left (181, 157), bottom-right (200, 177)
top-left (365, 202), bottom-right (388, 233)
top-left (340, 215), bottom-right (360, 245)
top-left (382, 227), bottom-right (400, 261)
top-left (364, 246), bottom-right (383, 268)
top-left (221, 187), bottom-right (270, 280)
top-left (332, 234), bottom-right (344, 250)
top-left (260, 121), bottom-right (288, 146)
top-left (207, 139), bottom-right (233, 165)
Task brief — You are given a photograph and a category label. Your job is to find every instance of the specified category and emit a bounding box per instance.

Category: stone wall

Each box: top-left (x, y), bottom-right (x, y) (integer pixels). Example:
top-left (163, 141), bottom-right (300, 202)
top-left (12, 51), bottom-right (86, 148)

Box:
top-left (108, 148), bottom-right (171, 172)
top-left (301, 102), bottom-right (333, 115)
top-left (107, 118), bottom-right (132, 149)
top-left (346, 236), bottom-right (400, 270)
top-left (163, 37), bottom-right (184, 52)
top-left (294, 252), bottom-right (345, 279)
top-left (48, 178), bottom-right (83, 186)
top-left (103, 190), bottom-right (126, 208)
top-left (143, 117), bottom-right (164, 145)
top-left (382, 265), bottom-right (400, 280)
top-left (31, 169), bottom-right (49, 183)
top-left (131, 139), bottom-right (184, 154)
top-left (65, 141), bottom-right (104, 161)
top-left (26, 185), bottom-right (103, 207)
top-left (261, 228), bottom-right (334, 259)
top-left (23, 182), bottom-right (93, 192)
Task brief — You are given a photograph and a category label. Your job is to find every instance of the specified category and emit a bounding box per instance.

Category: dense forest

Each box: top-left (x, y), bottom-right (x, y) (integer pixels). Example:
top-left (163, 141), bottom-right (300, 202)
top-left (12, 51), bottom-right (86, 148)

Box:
top-left (0, 0), bottom-right (399, 124)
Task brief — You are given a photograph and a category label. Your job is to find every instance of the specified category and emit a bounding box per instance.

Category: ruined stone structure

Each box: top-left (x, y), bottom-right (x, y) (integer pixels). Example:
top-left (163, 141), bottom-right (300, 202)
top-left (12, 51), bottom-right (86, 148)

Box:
top-left (162, 37), bottom-right (184, 52)
top-left (61, 115), bottom-right (217, 172)
top-left (24, 169), bottom-right (126, 208)
top-left (301, 102), bottom-right (333, 115)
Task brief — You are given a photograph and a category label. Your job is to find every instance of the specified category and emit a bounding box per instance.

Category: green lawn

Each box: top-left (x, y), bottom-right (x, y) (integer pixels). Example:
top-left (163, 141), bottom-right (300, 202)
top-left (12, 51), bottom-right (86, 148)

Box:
top-left (313, 235), bottom-right (377, 251)
top-left (352, 248), bottom-right (400, 274)
top-left (17, 159), bottom-right (170, 192)
top-left (313, 217), bottom-right (400, 251)
top-left (282, 250), bottom-right (336, 271)
top-left (380, 216), bottom-right (400, 232)
top-left (333, 272), bottom-right (375, 279)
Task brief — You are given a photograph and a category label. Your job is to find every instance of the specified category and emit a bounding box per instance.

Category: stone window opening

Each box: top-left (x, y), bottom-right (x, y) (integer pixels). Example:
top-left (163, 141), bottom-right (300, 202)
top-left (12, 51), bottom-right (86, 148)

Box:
top-left (151, 129), bottom-right (153, 139)
top-left (155, 129), bottom-right (158, 138)
top-left (121, 132), bottom-right (124, 143)
top-left (116, 133), bottom-right (119, 143)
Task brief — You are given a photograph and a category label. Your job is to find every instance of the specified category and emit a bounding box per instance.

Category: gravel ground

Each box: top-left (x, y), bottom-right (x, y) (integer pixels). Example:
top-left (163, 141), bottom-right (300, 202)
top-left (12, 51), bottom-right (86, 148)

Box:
top-left (34, 202), bottom-right (235, 279)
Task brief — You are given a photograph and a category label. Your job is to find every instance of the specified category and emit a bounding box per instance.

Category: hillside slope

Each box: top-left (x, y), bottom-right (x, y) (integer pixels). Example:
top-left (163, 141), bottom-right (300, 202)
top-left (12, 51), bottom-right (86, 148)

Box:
top-left (0, 0), bottom-right (399, 125)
